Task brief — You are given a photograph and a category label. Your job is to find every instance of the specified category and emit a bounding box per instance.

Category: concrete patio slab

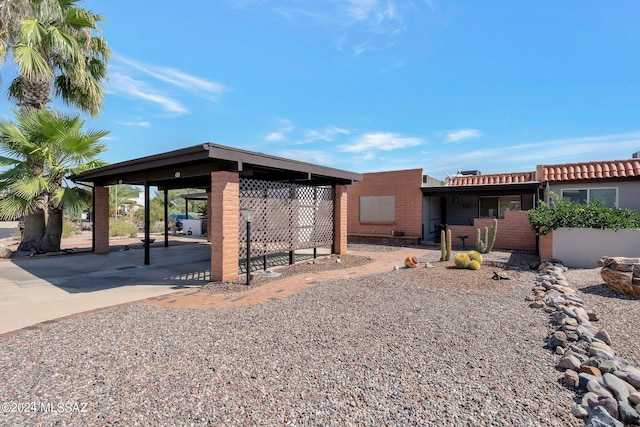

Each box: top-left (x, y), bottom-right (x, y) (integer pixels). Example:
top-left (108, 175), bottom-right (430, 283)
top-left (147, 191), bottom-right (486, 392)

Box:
top-left (0, 242), bottom-right (213, 334)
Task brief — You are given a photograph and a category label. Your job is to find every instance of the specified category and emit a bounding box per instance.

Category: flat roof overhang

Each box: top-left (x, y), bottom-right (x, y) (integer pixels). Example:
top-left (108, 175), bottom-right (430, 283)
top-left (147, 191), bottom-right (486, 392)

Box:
top-left (71, 143), bottom-right (362, 188)
top-left (421, 182), bottom-right (540, 196)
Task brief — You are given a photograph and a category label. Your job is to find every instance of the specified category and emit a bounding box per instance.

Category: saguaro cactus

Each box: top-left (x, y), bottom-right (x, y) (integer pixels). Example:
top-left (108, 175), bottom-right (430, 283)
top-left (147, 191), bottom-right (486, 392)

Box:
top-left (440, 228), bottom-right (452, 261)
top-left (476, 218), bottom-right (498, 254)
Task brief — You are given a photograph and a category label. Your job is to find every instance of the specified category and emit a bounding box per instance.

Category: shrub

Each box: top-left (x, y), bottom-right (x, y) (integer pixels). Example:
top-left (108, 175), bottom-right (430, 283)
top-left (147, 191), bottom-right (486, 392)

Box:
top-left (467, 250), bottom-right (483, 264)
top-left (61, 218), bottom-right (79, 238)
top-left (527, 192), bottom-right (640, 235)
top-left (468, 260), bottom-right (481, 270)
top-left (109, 219), bottom-right (139, 237)
top-left (454, 252), bottom-right (471, 269)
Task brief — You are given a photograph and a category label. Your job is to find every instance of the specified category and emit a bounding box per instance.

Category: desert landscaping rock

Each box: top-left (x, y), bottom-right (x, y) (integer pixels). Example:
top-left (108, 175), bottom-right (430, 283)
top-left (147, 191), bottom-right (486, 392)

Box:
top-left (530, 260), bottom-right (640, 426)
top-left (0, 249), bottom-right (586, 426)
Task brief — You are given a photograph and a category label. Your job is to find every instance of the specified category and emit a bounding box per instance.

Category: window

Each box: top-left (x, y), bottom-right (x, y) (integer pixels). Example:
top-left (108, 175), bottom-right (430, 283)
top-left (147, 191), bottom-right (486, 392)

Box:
top-left (479, 195), bottom-right (523, 219)
top-left (561, 188), bottom-right (617, 208)
top-left (360, 196), bottom-right (395, 222)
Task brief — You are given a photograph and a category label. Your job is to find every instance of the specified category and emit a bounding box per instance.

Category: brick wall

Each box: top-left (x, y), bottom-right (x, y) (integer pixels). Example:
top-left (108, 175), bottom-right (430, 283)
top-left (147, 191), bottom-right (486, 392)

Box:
top-left (210, 171), bottom-right (240, 281)
top-left (334, 185), bottom-right (348, 254)
top-left (447, 210), bottom-right (536, 252)
top-left (347, 169), bottom-right (424, 238)
top-left (94, 186), bottom-right (110, 254)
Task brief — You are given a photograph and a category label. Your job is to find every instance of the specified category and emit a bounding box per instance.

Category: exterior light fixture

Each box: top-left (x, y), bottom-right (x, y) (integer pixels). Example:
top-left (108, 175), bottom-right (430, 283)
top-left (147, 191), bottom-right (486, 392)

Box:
top-left (240, 208), bottom-right (256, 285)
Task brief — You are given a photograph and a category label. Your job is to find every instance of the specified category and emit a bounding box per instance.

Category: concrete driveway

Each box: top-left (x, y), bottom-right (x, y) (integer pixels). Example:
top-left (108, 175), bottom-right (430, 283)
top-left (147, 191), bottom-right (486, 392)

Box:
top-left (0, 242), bottom-right (212, 334)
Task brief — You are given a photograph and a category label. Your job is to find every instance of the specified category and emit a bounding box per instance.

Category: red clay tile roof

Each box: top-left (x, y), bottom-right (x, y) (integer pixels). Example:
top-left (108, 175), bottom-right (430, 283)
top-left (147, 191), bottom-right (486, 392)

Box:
top-left (445, 171), bottom-right (536, 186)
top-left (538, 159), bottom-right (640, 182)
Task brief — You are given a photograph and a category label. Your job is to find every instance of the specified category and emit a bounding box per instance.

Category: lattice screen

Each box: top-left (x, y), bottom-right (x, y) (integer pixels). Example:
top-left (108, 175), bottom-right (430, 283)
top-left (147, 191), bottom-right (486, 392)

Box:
top-left (239, 178), bottom-right (334, 260)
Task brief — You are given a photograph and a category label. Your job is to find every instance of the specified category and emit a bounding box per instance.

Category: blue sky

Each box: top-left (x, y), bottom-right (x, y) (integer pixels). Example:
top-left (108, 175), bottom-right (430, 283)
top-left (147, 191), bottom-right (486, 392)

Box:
top-left (2, 0), bottom-right (640, 179)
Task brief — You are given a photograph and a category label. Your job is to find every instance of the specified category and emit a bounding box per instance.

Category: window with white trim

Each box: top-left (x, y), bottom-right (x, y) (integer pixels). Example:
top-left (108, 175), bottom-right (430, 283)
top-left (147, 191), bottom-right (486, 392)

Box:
top-left (561, 188), bottom-right (617, 208)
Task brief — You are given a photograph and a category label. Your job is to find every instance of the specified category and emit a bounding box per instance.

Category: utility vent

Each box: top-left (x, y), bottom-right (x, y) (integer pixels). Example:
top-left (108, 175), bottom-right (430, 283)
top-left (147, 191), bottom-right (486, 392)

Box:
top-left (459, 170), bottom-right (481, 176)
top-left (633, 151), bottom-right (640, 159)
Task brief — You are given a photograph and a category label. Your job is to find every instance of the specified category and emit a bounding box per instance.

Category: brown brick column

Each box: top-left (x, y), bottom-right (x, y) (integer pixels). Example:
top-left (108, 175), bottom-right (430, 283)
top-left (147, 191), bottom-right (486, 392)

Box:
top-left (207, 191), bottom-right (213, 243)
top-left (539, 231), bottom-right (553, 261)
top-left (210, 171), bottom-right (240, 281)
top-left (333, 184), bottom-right (348, 255)
top-left (94, 185), bottom-right (110, 254)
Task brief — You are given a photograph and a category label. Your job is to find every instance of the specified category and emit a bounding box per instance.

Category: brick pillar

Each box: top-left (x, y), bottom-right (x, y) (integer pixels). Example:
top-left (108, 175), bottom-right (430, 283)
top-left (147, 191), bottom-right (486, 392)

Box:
top-left (94, 186), bottom-right (110, 254)
top-left (333, 184), bottom-right (348, 255)
top-left (539, 231), bottom-right (553, 261)
top-left (210, 171), bottom-right (240, 281)
top-left (207, 191), bottom-right (213, 243)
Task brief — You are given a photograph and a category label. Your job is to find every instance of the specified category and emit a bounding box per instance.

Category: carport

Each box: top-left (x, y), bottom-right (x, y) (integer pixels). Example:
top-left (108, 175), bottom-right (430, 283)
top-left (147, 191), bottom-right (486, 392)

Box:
top-left (71, 143), bottom-right (362, 281)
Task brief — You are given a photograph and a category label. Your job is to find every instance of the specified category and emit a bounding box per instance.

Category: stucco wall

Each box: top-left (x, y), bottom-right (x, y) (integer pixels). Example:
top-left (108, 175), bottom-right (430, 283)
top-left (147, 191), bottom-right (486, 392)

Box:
top-left (347, 169), bottom-right (424, 237)
top-left (551, 228), bottom-right (640, 268)
top-left (548, 181), bottom-right (640, 212)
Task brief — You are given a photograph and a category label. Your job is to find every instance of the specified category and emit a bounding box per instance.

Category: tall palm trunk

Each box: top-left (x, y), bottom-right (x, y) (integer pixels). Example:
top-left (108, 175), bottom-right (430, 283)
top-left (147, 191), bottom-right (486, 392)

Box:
top-left (17, 208), bottom-right (46, 251)
top-left (41, 207), bottom-right (63, 252)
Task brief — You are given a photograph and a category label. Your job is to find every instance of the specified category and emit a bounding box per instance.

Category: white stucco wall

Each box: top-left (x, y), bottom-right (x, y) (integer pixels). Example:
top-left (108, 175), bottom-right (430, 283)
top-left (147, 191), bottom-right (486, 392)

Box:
top-left (552, 228), bottom-right (640, 268)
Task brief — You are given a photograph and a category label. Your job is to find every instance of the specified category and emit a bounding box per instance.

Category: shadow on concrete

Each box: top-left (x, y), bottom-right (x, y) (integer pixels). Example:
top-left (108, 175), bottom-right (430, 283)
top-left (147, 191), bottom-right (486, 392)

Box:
top-left (2, 241), bottom-right (214, 294)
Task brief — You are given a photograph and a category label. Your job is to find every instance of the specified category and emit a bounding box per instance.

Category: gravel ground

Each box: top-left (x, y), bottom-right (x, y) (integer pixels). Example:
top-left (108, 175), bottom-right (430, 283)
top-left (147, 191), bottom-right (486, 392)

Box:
top-left (563, 267), bottom-right (640, 367)
top-left (0, 247), bottom-right (593, 426)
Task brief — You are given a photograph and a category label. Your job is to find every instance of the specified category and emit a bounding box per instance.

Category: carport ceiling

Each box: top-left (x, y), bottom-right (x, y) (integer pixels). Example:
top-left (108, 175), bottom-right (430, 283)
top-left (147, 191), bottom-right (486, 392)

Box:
top-left (71, 143), bottom-right (362, 189)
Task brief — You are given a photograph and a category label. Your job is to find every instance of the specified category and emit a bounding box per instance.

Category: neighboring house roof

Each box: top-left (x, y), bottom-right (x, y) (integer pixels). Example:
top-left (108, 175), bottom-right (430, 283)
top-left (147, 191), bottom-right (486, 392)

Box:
top-left (537, 159), bottom-right (640, 182)
top-left (445, 171), bottom-right (536, 186)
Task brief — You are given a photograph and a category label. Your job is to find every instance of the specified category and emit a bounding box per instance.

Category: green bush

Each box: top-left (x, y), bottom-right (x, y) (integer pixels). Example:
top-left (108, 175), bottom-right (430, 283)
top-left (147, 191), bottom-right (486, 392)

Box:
top-left (527, 192), bottom-right (640, 235)
top-left (109, 219), bottom-right (139, 237)
top-left (62, 218), bottom-right (79, 238)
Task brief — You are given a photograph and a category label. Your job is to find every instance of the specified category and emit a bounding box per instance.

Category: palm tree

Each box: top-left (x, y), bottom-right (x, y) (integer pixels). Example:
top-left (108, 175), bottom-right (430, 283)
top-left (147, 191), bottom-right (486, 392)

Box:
top-left (0, 0), bottom-right (110, 248)
top-left (0, 108), bottom-right (107, 252)
top-left (0, 0), bottom-right (110, 116)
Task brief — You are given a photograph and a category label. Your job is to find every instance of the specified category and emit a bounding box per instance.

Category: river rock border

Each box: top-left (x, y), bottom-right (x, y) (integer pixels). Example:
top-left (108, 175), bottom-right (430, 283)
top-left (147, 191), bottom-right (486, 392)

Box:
top-left (528, 261), bottom-right (640, 427)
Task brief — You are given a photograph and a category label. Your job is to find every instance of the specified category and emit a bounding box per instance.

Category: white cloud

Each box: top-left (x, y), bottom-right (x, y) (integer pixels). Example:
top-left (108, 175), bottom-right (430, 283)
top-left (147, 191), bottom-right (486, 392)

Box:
top-left (119, 120), bottom-right (151, 127)
top-left (305, 126), bottom-right (351, 142)
top-left (116, 56), bottom-right (228, 101)
top-left (340, 132), bottom-right (423, 153)
top-left (276, 149), bottom-right (333, 165)
top-left (108, 74), bottom-right (188, 115)
top-left (445, 129), bottom-right (482, 143)
top-left (266, 132), bottom-right (286, 142)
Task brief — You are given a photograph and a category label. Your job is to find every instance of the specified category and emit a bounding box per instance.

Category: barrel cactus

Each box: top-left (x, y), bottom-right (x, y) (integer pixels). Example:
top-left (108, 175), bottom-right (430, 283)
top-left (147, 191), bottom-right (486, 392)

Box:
top-left (468, 260), bottom-right (481, 270)
top-left (454, 252), bottom-right (471, 269)
top-left (467, 250), bottom-right (483, 264)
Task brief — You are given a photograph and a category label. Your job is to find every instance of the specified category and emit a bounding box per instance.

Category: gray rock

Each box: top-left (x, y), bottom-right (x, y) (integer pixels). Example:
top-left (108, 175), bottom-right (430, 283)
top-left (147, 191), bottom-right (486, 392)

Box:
top-left (565, 369), bottom-right (580, 387)
top-left (0, 246), bottom-right (12, 259)
top-left (562, 306), bottom-right (577, 318)
top-left (548, 332), bottom-right (568, 349)
top-left (628, 373), bottom-right (640, 389)
top-left (604, 372), bottom-right (630, 402)
top-left (591, 341), bottom-right (615, 354)
top-left (618, 401), bottom-right (640, 425)
top-left (587, 380), bottom-right (614, 399)
top-left (599, 360), bottom-right (620, 375)
top-left (594, 330), bottom-right (612, 346)
top-left (558, 355), bottom-right (581, 371)
top-left (583, 391), bottom-right (600, 406)
top-left (596, 396), bottom-right (619, 419)
top-left (585, 405), bottom-right (623, 427)
top-left (555, 346), bottom-right (565, 355)
top-left (571, 404), bottom-right (590, 418)
top-left (589, 347), bottom-right (616, 361)
top-left (580, 373), bottom-right (606, 390)
top-left (574, 306), bottom-right (591, 324)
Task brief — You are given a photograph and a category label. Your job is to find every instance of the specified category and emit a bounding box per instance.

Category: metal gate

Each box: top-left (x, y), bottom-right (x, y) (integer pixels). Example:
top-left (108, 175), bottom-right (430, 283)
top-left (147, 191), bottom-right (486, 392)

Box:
top-left (238, 178), bottom-right (334, 263)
